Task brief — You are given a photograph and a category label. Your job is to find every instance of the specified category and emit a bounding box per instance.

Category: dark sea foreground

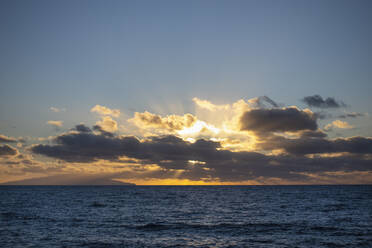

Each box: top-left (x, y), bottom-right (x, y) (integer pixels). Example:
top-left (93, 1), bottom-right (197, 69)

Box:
top-left (0, 186), bottom-right (371, 248)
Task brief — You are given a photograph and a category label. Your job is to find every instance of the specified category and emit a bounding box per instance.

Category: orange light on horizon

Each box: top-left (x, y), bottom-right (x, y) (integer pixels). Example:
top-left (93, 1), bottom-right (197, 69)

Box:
top-left (116, 178), bottom-right (260, 186)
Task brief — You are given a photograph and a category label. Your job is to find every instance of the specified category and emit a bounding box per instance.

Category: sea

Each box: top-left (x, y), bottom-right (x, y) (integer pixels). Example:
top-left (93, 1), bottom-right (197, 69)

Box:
top-left (1, 185), bottom-right (371, 248)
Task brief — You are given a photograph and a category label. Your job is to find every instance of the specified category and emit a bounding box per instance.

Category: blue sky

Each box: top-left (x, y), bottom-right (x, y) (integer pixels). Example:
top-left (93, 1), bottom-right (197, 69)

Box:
top-left (0, 0), bottom-right (371, 184)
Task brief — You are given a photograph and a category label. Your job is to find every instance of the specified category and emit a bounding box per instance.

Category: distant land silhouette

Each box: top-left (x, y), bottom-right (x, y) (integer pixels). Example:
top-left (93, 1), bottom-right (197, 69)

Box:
top-left (1, 174), bottom-right (135, 186)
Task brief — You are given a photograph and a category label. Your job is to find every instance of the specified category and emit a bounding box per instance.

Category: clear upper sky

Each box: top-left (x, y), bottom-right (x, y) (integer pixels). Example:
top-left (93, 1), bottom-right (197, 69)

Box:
top-left (1, 0), bottom-right (371, 136)
top-left (0, 0), bottom-right (371, 185)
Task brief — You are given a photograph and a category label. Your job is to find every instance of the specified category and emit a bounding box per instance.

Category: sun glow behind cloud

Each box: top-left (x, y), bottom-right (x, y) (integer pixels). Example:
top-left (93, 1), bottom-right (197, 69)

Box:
top-left (177, 120), bottom-right (220, 136)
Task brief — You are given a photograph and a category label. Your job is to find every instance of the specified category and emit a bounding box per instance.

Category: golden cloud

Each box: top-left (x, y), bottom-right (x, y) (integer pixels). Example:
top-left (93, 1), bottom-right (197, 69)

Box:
top-left (47, 120), bottom-right (63, 127)
top-left (192, 97), bottom-right (230, 111)
top-left (129, 111), bottom-right (197, 131)
top-left (324, 120), bottom-right (353, 131)
top-left (96, 116), bottom-right (118, 132)
top-left (91, 104), bottom-right (120, 117)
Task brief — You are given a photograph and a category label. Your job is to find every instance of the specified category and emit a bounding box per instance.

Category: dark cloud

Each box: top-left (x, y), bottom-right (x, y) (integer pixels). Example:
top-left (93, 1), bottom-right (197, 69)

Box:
top-left (30, 128), bottom-right (263, 172)
top-left (0, 144), bottom-right (17, 156)
top-left (0, 134), bottom-right (17, 143)
top-left (240, 107), bottom-right (317, 132)
top-left (31, 130), bottom-right (222, 165)
top-left (259, 135), bottom-right (372, 156)
top-left (1, 174), bottom-right (134, 185)
top-left (299, 130), bottom-right (328, 138)
top-left (260, 96), bottom-right (279, 107)
top-left (93, 125), bottom-right (115, 137)
top-left (31, 132), bottom-right (138, 163)
top-left (338, 112), bottom-right (366, 119)
top-left (302, 95), bottom-right (346, 108)
top-left (30, 125), bottom-right (372, 182)
top-left (74, 124), bottom-right (92, 133)
top-left (256, 96), bottom-right (279, 108)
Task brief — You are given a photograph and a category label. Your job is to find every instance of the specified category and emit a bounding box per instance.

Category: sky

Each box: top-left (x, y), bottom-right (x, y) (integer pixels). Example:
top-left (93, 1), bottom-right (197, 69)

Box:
top-left (0, 0), bottom-right (371, 185)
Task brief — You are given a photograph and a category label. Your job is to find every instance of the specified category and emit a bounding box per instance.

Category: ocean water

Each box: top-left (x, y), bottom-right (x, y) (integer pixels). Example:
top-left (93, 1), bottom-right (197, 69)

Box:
top-left (1, 186), bottom-right (371, 248)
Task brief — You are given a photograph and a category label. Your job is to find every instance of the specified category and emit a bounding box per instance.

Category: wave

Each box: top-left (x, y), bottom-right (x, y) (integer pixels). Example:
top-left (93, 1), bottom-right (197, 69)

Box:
top-left (130, 222), bottom-right (349, 235)
top-left (133, 222), bottom-right (293, 231)
top-left (1, 211), bottom-right (39, 220)
top-left (90, 202), bottom-right (107, 207)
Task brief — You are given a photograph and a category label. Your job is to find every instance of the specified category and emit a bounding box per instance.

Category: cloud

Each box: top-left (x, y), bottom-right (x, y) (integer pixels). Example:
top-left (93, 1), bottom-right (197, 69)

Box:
top-left (4, 96), bottom-right (372, 184)
top-left (30, 125), bottom-right (372, 182)
top-left (324, 120), bottom-right (353, 131)
top-left (31, 130), bottom-right (223, 165)
top-left (240, 107), bottom-right (317, 133)
top-left (1, 174), bottom-right (135, 185)
top-left (0, 134), bottom-right (17, 143)
top-left (47, 120), bottom-right (63, 127)
top-left (193, 96), bottom-right (278, 112)
top-left (0, 144), bottom-right (18, 157)
top-left (30, 131), bottom-right (138, 163)
top-left (247, 96), bottom-right (279, 108)
top-left (258, 135), bottom-right (372, 156)
top-left (91, 105), bottom-right (120, 117)
top-left (129, 111), bottom-right (197, 131)
top-left (338, 112), bottom-right (366, 119)
top-left (74, 124), bottom-right (92, 133)
top-left (95, 116), bottom-right (118, 133)
top-left (299, 130), bottom-right (328, 138)
top-left (302, 95), bottom-right (346, 108)
top-left (93, 125), bottom-right (115, 137)
top-left (50, 107), bottom-right (66, 112)
top-left (192, 98), bottom-right (230, 111)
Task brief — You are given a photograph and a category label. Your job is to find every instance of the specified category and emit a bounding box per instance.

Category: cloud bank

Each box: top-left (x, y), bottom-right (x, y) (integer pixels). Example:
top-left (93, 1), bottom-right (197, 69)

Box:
top-left (2, 96), bottom-right (371, 185)
top-left (30, 122), bottom-right (372, 183)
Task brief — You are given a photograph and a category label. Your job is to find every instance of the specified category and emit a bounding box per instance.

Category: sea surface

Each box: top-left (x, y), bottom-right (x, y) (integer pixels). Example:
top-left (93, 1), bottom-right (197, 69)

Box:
top-left (1, 185), bottom-right (371, 248)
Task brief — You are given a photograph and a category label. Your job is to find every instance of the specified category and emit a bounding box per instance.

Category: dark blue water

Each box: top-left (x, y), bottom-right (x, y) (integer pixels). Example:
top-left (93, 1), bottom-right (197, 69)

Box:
top-left (1, 186), bottom-right (371, 247)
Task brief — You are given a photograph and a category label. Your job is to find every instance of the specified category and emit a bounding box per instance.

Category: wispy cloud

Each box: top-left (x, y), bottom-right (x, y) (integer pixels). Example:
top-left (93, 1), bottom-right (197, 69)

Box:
top-left (302, 95), bottom-right (346, 108)
top-left (338, 112), bottom-right (366, 119)
top-left (47, 120), bottom-right (63, 128)
top-left (0, 134), bottom-right (17, 143)
top-left (324, 120), bottom-right (353, 131)
top-left (91, 105), bottom-right (120, 117)
top-left (50, 107), bottom-right (66, 112)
